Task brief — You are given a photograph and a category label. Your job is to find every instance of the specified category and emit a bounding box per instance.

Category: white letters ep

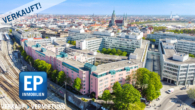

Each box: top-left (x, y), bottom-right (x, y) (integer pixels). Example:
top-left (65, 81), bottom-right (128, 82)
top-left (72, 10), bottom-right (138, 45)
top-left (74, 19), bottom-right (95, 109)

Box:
top-left (24, 76), bottom-right (43, 91)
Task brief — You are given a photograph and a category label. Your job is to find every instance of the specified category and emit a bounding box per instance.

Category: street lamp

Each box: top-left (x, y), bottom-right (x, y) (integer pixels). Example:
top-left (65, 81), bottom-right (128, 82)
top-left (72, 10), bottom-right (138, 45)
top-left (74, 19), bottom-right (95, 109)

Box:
top-left (64, 81), bottom-right (66, 105)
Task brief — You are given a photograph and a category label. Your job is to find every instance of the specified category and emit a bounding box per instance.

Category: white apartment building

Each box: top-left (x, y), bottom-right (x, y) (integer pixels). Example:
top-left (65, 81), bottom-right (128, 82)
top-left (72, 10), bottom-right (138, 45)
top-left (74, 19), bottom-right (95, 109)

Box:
top-left (175, 40), bottom-right (195, 55)
top-left (147, 32), bottom-right (195, 45)
top-left (93, 31), bottom-right (115, 36)
top-left (159, 39), bottom-right (195, 85)
top-left (68, 28), bottom-right (85, 36)
top-left (67, 33), bottom-right (95, 41)
top-left (101, 36), bottom-right (143, 54)
top-left (121, 31), bottom-right (143, 40)
top-left (76, 38), bottom-right (103, 51)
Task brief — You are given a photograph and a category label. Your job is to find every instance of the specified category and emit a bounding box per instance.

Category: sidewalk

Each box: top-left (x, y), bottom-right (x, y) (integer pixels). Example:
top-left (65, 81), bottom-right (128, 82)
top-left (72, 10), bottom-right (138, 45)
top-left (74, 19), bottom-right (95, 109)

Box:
top-left (145, 82), bottom-right (195, 110)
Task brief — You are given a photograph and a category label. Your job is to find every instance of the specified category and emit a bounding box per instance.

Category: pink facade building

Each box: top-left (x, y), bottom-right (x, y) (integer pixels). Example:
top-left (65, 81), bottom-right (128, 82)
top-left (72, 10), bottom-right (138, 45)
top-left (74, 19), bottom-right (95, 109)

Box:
top-left (24, 38), bottom-right (147, 98)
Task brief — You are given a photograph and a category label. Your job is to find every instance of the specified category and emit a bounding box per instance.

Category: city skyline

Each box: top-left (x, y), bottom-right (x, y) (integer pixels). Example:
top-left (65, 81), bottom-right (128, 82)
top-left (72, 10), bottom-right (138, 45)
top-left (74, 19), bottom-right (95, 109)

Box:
top-left (1, 0), bottom-right (195, 15)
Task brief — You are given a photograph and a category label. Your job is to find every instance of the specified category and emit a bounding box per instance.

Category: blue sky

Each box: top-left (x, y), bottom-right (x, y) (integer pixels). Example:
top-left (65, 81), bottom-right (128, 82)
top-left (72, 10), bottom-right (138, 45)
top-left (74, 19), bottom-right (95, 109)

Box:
top-left (0, 0), bottom-right (195, 15)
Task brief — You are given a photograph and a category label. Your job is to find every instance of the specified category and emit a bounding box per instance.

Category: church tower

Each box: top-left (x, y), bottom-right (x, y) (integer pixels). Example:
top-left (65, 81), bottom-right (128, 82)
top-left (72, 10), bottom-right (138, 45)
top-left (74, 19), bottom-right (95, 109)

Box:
top-left (122, 14), bottom-right (125, 26)
top-left (122, 13), bottom-right (127, 26)
top-left (170, 11), bottom-right (172, 19)
top-left (111, 10), bottom-right (116, 26)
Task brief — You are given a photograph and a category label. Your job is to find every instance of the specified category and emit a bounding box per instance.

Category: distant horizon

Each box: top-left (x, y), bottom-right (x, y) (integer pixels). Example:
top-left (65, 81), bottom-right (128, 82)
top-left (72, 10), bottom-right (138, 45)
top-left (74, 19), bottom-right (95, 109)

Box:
top-left (1, 13), bottom-right (195, 16)
top-left (1, 0), bottom-right (195, 15)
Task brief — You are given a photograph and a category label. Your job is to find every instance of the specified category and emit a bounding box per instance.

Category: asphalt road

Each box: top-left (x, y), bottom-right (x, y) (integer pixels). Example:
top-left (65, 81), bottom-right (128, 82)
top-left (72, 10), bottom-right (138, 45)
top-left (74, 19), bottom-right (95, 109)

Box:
top-left (145, 52), bottom-right (160, 75)
top-left (158, 91), bottom-right (189, 110)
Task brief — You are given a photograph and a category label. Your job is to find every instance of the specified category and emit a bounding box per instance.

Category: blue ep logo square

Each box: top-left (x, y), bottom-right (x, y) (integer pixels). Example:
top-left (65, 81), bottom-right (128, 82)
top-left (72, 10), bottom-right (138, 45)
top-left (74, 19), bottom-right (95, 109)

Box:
top-left (19, 72), bottom-right (47, 100)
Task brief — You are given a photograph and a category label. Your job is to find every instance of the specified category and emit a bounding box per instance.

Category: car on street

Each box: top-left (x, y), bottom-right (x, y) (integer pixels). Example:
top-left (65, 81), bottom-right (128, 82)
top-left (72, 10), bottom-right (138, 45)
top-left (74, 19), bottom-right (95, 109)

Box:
top-left (166, 88), bottom-right (174, 94)
top-left (141, 98), bottom-right (150, 106)
top-left (180, 87), bottom-right (186, 90)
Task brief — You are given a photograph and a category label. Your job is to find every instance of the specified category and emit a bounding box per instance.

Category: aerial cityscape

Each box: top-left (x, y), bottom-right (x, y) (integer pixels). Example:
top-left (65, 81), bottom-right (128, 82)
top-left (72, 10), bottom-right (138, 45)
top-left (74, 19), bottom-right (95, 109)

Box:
top-left (0, 0), bottom-right (195, 110)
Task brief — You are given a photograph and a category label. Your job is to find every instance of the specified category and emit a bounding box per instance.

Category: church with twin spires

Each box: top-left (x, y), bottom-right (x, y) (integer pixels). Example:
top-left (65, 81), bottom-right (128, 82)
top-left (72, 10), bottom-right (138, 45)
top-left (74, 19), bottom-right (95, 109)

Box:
top-left (109, 10), bottom-right (127, 27)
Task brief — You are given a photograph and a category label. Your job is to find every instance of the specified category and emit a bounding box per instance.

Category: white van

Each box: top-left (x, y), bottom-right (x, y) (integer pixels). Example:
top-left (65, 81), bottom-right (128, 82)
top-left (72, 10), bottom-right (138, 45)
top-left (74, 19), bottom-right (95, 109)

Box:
top-left (167, 88), bottom-right (174, 94)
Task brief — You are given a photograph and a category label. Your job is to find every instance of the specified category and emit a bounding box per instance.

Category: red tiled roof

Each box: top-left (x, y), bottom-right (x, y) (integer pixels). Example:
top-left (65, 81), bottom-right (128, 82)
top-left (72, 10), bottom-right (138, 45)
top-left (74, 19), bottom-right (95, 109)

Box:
top-left (34, 38), bottom-right (42, 40)
top-left (115, 20), bottom-right (123, 23)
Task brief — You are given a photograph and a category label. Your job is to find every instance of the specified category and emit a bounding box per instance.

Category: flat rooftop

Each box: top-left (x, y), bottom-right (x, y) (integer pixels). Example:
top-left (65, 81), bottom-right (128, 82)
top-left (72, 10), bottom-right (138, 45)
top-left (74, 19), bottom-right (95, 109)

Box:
top-left (163, 49), bottom-right (195, 64)
top-left (178, 39), bottom-right (195, 43)
top-left (94, 60), bottom-right (138, 74)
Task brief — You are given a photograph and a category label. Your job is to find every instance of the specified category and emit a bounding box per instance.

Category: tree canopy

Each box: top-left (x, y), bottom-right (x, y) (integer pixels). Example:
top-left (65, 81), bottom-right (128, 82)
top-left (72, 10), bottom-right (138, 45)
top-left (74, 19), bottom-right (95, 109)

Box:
top-left (187, 88), bottom-right (195, 100)
top-left (73, 77), bottom-right (82, 91)
top-left (52, 70), bottom-right (58, 82)
top-left (189, 54), bottom-right (195, 58)
top-left (57, 71), bottom-right (66, 85)
top-left (102, 90), bottom-right (111, 104)
top-left (135, 68), bottom-right (162, 101)
top-left (167, 29), bottom-right (195, 34)
top-left (112, 82), bottom-right (141, 110)
top-left (101, 48), bottom-right (128, 56)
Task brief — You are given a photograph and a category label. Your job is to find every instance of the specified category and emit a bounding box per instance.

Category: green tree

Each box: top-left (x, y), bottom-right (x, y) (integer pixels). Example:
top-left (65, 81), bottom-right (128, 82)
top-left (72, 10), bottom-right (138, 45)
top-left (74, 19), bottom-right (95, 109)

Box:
top-left (106, 48), bottom-right (111, 54)
top-left (111, 48), bottom-right (116, 54)
top-left (116, 49), bottom-right (122, 55)
top-left (187, 88), bottom-right (195, 100)
top-left (21, 50), bottom-right (27, 58)
top-left (189, 54), bottom-right (194, 58)
top-left (57, 71), bottom-right (66, 85)
top-left (25, 55), bottom-right (30, 62)
top-left (68, 40), bottom-right (71, 44)
top-left (33, 59), bottom-right (40, 69)
top-left (72, 41), bottom-right (76, 45)
top-left (135, 68), bottom-right (162, 101)
top-left (102, 90), bottom-right (111, 104)
top-left (146, 81), bottom-right (157, 101)
top-left (71, 41), bottom-right (74, 44)
top-left (51, 70), bottom-right (58, 82)
top-left (13, 42), bottom-right (17, 51)
top-left (46, 64), bottom-right (52, 78)
top-left (127, 102), bottom-right (146, 110)
top-left (112, 83), bottom-right (142, 110)
top-left (142, 37), bottom-right (146, 40)
top-left (121, 51), bottom-right (127, 56)
top-left (122, 84), bottom-right (141, 103)
top-left (28, 56), bottom-right (34, 66)
top-left (73, 77), bottom-right (82, 91)
top-left (92, 98), bottom-right (95, 102)
top-left (150, 39), bottom-right (156, 42)
top-left (97, 50), bottom-right (100, 53)
top-left (9, 29), bottom-right (12, 33)
top-left (101, 48), bottom-right (107, 53)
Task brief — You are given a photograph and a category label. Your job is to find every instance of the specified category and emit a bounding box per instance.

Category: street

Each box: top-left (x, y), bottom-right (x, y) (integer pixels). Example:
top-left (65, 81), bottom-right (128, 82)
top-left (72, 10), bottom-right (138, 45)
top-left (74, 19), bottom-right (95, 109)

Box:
top-left (0, 39), bottom-right (78, 110)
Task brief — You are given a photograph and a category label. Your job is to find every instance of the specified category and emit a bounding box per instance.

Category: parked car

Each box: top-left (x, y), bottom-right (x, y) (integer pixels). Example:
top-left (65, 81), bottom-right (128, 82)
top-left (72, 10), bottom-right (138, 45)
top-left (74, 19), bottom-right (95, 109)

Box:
top-left (166, 88), bottom-right (174, 94)
top-left (141, 98), bottom-right (150, 106)
top-left (180, 87), bottom-right (186, 90)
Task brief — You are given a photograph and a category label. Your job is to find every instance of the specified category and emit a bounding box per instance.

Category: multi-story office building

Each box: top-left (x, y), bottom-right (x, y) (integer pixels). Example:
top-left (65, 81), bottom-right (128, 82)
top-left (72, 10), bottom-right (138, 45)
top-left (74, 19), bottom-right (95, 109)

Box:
top-left (76, 38), bottom-right (103, 51)
top-left (159, 39), bottom-right (195, 85)
top-left (72, 33), bottom-right (143, 54)
top-left (67, 33), bottom-right (95, 41)
top-left (102, 36), bottom-right (142, 53)
top-left (175, 40), bottom-right (195, 55)
top-left (24, 37), bottom-right (149, 98)
top-left (12, 28), bottom-right (42, 45)
top-left (147, 32), bottom-right (195, 45)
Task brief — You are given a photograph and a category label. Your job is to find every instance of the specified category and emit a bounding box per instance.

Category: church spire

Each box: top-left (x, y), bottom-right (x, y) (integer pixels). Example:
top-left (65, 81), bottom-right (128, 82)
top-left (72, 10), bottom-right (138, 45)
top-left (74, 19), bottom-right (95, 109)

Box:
top-left (113, 10), bottom-right (115, 15)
